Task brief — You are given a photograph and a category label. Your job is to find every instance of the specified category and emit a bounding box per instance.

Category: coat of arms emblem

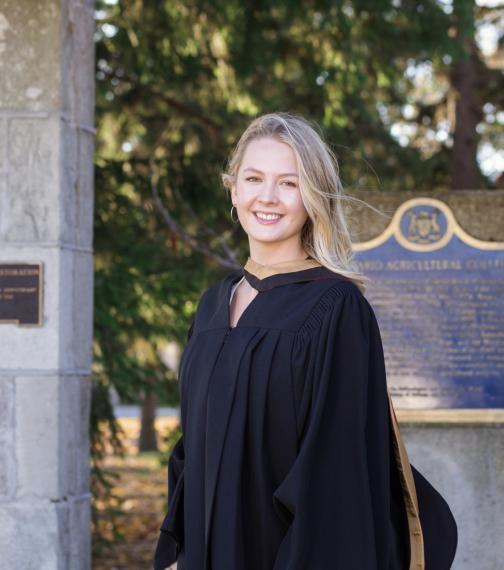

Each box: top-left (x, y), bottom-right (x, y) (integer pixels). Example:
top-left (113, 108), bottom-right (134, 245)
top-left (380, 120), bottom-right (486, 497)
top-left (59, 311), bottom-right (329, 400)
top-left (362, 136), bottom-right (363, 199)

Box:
top-left (406, 209), bottom-right (442, 244)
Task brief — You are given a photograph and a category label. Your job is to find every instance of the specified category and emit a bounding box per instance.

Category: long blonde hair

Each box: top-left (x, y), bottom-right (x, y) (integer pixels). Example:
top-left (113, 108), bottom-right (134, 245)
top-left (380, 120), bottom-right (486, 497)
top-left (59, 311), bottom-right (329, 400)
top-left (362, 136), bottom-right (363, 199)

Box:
top-left (221, 112), bottom-right (370, 294)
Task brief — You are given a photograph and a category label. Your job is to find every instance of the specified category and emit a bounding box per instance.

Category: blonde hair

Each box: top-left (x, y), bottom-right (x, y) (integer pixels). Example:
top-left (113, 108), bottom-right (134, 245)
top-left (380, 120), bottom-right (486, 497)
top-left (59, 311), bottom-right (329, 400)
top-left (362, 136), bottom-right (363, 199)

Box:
top-left (221, 112), bottom-right (370, 294)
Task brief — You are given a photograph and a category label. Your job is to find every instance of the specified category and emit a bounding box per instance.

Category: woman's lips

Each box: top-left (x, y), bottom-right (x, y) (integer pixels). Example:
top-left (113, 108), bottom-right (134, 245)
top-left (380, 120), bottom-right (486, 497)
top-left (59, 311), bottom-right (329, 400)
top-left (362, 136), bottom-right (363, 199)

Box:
top-left (253, 212), bottom-right (283, 225)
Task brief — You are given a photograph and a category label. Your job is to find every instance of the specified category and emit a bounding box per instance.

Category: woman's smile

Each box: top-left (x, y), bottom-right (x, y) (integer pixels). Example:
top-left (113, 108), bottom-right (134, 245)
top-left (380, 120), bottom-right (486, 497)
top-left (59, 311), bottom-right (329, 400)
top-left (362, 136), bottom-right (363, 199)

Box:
top-left (253, 211), bottom-right (284, 224)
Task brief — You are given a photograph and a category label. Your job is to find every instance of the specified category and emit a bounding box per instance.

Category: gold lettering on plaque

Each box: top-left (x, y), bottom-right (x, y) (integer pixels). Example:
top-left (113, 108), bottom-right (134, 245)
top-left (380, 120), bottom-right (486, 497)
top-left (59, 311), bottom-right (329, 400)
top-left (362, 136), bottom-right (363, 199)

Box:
top-left (0, 262), bottom-right (43, 326)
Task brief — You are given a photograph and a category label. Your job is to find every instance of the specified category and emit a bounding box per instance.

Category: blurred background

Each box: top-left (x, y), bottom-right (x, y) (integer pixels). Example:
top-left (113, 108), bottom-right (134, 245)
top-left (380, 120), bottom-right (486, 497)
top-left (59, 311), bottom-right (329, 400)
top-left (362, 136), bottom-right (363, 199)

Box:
top-left (89, 1), bottom-right (503, 568)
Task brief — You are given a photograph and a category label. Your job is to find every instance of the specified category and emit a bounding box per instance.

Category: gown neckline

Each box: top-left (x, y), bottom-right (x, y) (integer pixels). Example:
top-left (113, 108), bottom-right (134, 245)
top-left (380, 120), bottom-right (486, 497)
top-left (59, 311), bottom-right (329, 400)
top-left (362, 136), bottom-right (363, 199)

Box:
top-left (226, 255), bottom-right (349, 329)
top-left (240, 254), bottom-right (355, 293)
top-left (241, 255), bottom-right (331, 292)
top-left (243, 255), bottom-right (321, 279)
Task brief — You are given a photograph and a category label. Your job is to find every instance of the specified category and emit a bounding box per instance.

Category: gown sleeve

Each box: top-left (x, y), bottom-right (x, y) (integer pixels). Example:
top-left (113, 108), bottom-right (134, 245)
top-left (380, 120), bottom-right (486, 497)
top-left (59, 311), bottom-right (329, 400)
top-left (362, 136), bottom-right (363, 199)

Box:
top-left (153, 316), bottom-right (194, 570)
top-left (154, 435), bottom-right (185, 570)
top-left (272, 286), bottom-right (392, 570)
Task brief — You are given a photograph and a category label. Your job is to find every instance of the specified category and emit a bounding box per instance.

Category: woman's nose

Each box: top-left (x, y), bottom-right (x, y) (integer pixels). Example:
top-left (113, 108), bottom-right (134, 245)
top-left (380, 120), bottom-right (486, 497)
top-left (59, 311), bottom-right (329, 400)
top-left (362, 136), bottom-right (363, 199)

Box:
top-left (257, 179), bottom-right (278, 202)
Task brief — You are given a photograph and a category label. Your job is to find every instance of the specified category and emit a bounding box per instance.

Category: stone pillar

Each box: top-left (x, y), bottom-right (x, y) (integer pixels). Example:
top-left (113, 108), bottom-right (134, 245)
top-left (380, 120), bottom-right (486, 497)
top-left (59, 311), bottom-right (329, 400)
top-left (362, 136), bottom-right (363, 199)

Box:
top-left (402, 424), bottom-right (503, 570)
top-left (0, 1), bottom-right (95, 569)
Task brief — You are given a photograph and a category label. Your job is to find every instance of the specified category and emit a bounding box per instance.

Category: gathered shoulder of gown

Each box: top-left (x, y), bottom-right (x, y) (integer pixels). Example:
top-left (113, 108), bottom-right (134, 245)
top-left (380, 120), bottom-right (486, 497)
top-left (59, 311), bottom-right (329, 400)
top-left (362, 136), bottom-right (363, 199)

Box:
top-left (154, 256), bottom-right (458, 570)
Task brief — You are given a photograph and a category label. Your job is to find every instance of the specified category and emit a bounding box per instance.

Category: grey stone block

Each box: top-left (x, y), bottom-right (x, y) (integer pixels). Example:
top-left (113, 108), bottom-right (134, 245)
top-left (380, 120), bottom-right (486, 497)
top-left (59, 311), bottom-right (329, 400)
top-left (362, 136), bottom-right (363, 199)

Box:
top-left (0, 500), bottom-right (59, 570)
top-left (0, 246), bottom-right (59, 369)
top-left (76, 131), bottom-right (95, 246)
top-left (68, 495), bottom-right (92, 570)
top-left (61, 0), bottom-right (95, 128)
top-left (402, 425), bottom-right (503, 570)
top-left (4, 116), bottom-right (60, 242)
top-left (0, 178), bottom-right (6, 237)
top-left (0, 1), bottom-right (61, 112)
top-left (76, 376), bottom-right (92, 495)
top-left (0, 376), bottom-right (15, 499)
top-left (56, 499), bottom-right (71, 569)
top-left (59, 249), bottom-right (94, 370)
top-left (0, 246), bottom-right (94, 370)
top-left (54, 495), bottom-right (92, 570)
top-left (15, 375), bottom-right (60, 498)
top-left (15, 374), bottom-right (92, 499)
top-left (2, 117), bottom-right (95, 245)
top-left (0, 117), bottom-right (6, 173)
top-left (0, 375), bottom-right (14, 432)
top-left (58, 375), bottom-right (81, 497)
top-left (58, 374), bottom-right (92, 497)
top-left (60, 122), bottom-right (95, 248)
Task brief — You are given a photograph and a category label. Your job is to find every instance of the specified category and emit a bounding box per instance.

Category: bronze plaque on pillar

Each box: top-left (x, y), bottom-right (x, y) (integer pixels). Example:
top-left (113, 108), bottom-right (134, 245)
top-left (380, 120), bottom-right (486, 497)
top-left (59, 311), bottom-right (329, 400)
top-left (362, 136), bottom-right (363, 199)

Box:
top-left (0, 263), bottom-right (43, 326)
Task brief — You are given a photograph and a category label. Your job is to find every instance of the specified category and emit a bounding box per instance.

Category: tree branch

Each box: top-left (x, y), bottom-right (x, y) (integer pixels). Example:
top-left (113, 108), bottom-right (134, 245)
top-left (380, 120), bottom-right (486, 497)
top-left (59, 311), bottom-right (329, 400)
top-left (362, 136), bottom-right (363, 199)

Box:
top-left (149, 159), bottom-right (241, 269)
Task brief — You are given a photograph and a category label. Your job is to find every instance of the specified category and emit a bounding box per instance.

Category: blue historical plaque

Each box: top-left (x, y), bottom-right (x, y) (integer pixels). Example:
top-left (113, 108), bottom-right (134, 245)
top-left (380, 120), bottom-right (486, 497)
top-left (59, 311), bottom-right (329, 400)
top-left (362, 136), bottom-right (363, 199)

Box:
top-left (354, 198), bottom-right (504, 410)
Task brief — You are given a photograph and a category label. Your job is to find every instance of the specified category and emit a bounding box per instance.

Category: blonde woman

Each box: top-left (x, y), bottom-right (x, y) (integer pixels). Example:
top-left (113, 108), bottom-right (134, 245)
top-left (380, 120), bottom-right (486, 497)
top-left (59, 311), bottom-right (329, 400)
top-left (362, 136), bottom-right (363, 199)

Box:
top-left (154, 112), bottom-right (457, 570)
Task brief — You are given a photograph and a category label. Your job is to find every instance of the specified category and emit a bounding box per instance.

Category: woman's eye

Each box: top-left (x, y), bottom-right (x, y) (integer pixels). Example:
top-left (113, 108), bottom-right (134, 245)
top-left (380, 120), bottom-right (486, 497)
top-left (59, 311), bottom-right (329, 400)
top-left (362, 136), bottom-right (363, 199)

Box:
top-left (244, 177), bottom-right (296, 187)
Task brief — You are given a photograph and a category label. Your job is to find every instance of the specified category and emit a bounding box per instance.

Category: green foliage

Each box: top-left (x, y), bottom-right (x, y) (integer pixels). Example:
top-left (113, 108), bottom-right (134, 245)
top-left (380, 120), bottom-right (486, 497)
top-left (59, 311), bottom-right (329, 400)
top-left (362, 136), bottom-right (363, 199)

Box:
top-left (94, 0), bottom-right (500, 197)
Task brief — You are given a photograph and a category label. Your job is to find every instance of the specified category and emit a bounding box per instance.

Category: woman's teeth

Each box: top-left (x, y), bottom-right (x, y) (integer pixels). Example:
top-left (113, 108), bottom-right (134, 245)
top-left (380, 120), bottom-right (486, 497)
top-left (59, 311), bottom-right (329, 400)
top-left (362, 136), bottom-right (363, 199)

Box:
top-left (254, 212), bottom-right (282, 222)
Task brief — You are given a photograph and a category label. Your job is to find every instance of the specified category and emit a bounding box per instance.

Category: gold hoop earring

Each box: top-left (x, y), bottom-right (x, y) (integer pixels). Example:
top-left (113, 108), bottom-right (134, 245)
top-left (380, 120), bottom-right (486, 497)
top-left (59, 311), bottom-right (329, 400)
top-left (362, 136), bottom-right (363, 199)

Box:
top-left (230, 205), bottom-right (240, 223)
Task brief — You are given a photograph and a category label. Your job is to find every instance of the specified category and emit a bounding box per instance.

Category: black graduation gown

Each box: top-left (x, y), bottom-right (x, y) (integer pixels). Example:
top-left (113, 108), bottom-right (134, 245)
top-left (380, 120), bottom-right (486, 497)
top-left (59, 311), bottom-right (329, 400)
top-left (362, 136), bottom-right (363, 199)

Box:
top-left (154, 257), bottom-right (458, 570)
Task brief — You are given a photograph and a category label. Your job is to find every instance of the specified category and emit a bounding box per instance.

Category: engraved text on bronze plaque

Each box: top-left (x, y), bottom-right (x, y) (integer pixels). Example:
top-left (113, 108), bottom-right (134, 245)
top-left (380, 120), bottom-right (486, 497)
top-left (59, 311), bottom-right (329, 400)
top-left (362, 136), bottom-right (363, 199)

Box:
top-left (0, 263), bottom-right (43, 326)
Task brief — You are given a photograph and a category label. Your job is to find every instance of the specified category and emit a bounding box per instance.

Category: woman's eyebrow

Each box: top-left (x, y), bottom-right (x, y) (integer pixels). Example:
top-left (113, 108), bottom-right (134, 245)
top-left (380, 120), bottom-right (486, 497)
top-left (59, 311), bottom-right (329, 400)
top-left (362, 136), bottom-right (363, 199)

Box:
top-left (243, 167), bottom-right (299, 177)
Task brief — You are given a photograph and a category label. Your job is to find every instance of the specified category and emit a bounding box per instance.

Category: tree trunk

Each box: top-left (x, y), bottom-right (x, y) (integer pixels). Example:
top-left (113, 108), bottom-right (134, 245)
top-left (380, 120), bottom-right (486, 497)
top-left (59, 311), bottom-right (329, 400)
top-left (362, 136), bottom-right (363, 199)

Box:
top-left (138, 390), bottom-right (159, 452)
top-left (450, 0), bottom-right (483, 190)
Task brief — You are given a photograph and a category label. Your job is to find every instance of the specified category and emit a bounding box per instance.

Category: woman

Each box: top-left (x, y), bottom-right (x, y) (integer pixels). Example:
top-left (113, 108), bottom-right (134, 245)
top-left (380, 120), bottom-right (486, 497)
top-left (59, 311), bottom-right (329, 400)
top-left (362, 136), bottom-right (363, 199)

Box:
top-left (154, 112), bottom-right (457, 570)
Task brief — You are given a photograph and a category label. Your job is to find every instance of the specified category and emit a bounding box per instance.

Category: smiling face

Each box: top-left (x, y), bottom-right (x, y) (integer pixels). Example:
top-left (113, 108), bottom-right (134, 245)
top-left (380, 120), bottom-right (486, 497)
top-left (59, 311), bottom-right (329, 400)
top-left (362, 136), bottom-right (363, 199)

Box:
top-left (231, 137), bottom-right (309, 263)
